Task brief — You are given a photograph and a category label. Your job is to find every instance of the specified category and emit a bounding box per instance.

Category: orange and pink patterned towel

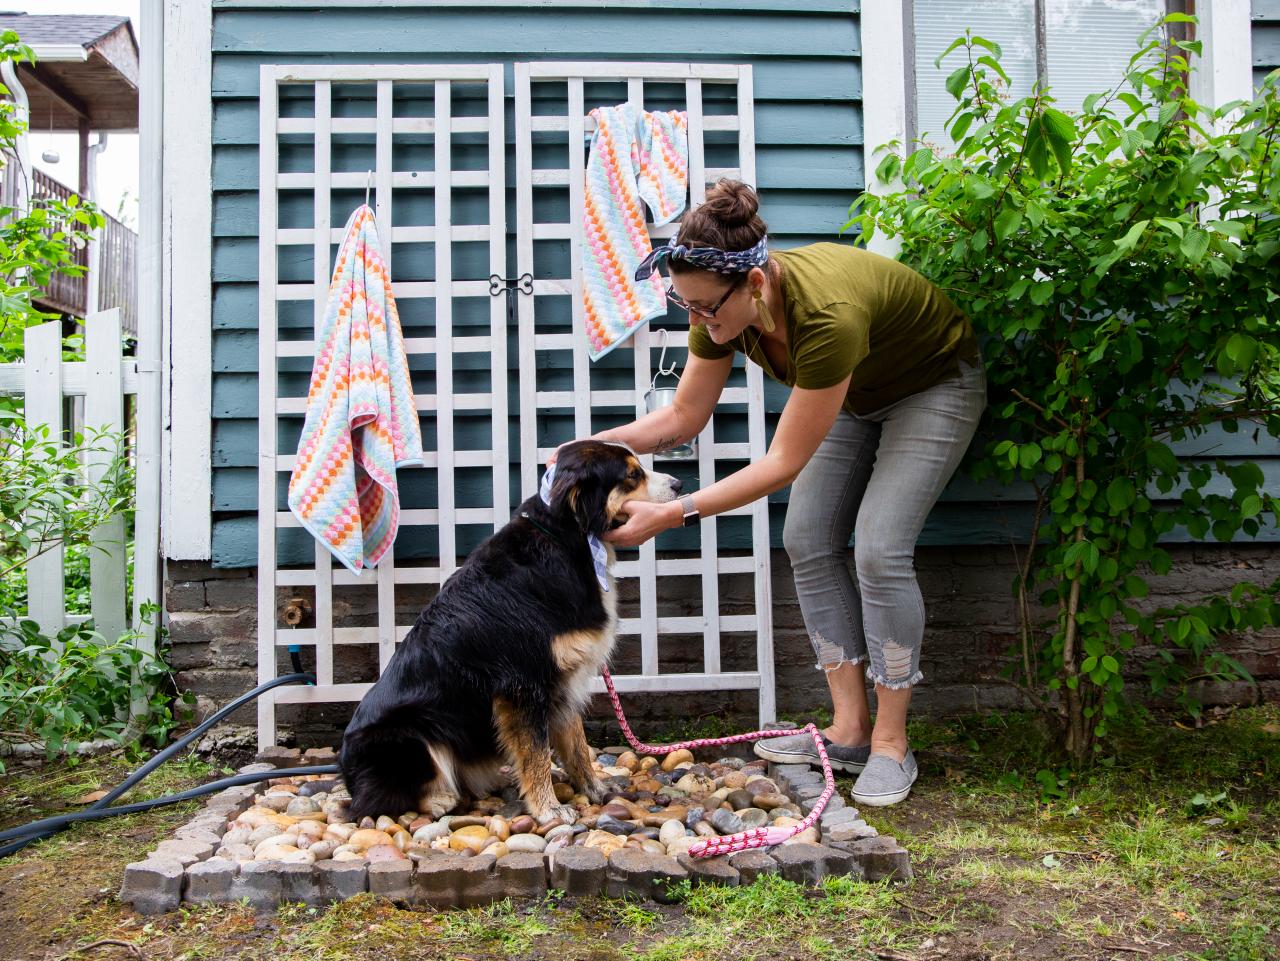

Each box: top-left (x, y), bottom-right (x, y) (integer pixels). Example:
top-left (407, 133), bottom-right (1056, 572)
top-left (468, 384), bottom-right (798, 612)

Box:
top-left (582, 105), bottom-right (688, 360)
top-left (288, 204), bottom-right (424, 574)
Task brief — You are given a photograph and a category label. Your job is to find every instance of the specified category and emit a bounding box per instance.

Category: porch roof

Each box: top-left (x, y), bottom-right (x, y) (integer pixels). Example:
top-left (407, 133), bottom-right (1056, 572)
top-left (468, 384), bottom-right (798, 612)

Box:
top-left (0, 12), bottom-right (139, 131)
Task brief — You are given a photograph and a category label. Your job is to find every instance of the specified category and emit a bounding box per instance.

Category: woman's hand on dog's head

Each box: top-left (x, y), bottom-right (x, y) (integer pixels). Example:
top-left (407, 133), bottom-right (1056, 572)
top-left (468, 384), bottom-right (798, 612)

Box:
top-left (601, 499), bottom-right (682, 547)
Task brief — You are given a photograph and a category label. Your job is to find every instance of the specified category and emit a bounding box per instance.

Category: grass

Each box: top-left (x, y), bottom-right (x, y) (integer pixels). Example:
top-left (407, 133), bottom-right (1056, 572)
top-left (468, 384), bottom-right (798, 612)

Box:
top-left (1, 703), bottom-right (1277, 960)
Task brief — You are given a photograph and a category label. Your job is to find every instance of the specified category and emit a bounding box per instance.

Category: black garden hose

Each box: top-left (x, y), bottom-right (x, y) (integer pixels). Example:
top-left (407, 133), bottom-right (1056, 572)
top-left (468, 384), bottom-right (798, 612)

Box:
top-left (0, 671), bottom-right (329, 858)
top-left (0, 764), bottom-right (339, 847)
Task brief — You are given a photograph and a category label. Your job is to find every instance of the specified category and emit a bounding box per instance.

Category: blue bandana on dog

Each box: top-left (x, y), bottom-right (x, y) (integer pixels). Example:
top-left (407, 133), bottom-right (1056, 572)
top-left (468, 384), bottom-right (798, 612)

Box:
top-left (634, 234), bottom-right (769, 280)
top-left (539, 464), bottom-right (611, 592)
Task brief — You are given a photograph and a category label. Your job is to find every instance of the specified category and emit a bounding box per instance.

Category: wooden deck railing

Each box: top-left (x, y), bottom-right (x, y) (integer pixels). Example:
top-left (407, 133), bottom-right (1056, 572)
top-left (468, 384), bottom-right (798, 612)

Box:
top-left (2, 157), bottom-right (138, 336)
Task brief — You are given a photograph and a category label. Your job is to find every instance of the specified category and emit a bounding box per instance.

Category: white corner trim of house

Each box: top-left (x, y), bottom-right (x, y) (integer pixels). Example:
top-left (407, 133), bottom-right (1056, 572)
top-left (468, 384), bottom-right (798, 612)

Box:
top-left (1191, 0), bottom-right (1254, 124)
top-left (160, 0), bottom-right (213, 560)
top-left (857, 2), bottom-right (908, 260)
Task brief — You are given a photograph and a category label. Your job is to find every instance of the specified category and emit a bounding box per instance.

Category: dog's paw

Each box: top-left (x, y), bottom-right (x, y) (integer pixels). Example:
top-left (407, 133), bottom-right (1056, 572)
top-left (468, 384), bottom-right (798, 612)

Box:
top-left (535, 803), bottom-right (578, 826)
top-left (420, 792), bottom-right (460, 819)
top-left (581, 778), bottom-right (609, 805)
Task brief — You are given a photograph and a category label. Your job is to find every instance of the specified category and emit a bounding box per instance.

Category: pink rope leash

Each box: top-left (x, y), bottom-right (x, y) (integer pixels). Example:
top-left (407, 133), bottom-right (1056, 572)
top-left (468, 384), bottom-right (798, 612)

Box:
top-left (599, 666), bottom-right (836, 859)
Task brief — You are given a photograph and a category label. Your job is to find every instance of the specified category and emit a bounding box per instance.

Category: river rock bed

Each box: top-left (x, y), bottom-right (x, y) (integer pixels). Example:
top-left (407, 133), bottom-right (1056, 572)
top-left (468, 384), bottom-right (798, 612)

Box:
top-left (121, 745), bottom-right (911, 914)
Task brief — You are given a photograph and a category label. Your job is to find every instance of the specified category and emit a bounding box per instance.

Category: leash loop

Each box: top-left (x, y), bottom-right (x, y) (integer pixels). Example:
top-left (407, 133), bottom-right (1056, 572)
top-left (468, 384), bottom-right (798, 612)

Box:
top-left (599, 666), bottom-right (836, 859)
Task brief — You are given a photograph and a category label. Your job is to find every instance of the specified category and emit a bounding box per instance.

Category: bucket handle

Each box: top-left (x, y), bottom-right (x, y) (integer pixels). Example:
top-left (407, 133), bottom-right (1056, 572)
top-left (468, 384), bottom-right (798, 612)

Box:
top-left (649, 328), bottom-right (680, 393)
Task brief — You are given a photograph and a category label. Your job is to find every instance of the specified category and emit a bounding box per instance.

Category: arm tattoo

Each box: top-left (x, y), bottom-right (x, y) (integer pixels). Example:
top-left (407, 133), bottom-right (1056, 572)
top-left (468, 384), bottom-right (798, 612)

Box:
top-left (651, 435), bottom-right (682, 451)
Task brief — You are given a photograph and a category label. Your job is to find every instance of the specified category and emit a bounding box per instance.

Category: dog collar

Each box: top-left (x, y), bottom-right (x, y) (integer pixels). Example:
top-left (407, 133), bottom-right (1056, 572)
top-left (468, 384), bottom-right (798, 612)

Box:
top-left (539, 464), bottom-right (611, 592)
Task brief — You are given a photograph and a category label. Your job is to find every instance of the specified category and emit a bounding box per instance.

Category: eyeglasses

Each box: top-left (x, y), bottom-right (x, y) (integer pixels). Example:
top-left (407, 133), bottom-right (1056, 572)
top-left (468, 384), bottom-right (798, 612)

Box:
top-left (665, 278), bottom-right (743, 318)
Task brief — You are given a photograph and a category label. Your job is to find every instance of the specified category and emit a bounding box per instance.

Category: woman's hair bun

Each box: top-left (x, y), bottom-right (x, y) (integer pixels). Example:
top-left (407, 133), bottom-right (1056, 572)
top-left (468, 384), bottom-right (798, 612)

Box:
top-left (701, 179), bottom-right (759, 228)
top-left (672, 178), bottom-right (767, 268)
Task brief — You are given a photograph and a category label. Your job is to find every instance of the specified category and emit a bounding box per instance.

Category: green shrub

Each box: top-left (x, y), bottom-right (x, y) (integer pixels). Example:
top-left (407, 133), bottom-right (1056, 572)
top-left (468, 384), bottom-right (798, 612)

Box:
top-left (848, 16), bottom-right (1280, 762)
top-left (0, 607), bottom-right (193, 772)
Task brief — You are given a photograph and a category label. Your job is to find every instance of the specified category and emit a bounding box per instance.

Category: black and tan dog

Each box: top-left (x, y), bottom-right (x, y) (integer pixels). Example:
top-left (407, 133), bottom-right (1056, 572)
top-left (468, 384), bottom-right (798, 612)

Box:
top-left (339, 440), bottom-right (682, 824)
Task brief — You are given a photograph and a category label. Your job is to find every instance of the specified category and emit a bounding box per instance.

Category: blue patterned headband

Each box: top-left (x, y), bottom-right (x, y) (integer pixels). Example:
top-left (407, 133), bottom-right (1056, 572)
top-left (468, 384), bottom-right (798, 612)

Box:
top-left (634, 235), bottom-right (770, 281)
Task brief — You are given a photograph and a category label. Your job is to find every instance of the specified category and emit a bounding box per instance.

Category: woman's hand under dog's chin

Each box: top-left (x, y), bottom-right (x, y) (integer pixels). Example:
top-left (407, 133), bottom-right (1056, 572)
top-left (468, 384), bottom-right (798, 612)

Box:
top-left (600, 499), bottom-right (682, 547)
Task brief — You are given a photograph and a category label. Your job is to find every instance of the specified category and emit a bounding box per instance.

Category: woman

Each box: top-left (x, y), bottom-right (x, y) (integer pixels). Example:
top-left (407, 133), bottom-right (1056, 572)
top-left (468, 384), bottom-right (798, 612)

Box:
top-left (568, 180), bottom-right (985, 806)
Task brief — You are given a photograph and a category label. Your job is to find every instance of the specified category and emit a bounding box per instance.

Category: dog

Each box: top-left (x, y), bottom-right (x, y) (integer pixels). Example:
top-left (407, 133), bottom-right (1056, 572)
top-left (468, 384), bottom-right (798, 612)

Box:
top-left (339, 440), bottom-right (682, 825)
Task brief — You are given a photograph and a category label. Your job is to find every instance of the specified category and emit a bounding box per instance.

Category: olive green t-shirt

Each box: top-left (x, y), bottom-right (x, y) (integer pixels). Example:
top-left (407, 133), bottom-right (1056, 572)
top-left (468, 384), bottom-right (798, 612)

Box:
top-left (687, 242), bottom-right (979, 415)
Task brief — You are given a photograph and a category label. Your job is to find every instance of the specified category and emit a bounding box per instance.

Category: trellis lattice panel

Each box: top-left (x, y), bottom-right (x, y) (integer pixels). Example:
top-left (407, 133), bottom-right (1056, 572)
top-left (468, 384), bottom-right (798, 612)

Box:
top-left (256, 64), bottom-right (508, 749)
top-left (513, 62), bottom-right (776, 724)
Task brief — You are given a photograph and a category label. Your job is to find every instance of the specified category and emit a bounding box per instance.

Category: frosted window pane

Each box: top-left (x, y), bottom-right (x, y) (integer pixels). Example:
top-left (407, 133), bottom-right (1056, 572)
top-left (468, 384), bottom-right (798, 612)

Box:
top-left (1045, 0), bottom-right (1167, 112)
top-left (913, 0), bottom-right (1037, 152)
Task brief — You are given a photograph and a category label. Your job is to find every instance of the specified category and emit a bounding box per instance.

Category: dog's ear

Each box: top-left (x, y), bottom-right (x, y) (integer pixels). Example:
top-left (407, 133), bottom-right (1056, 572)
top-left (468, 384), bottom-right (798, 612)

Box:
top-left (549, 461), bottom-right (609, 536)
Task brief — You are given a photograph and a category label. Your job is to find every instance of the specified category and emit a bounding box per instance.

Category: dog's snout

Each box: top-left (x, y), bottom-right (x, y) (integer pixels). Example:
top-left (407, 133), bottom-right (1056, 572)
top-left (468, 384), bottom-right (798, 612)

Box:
top-left (670, 476), bottom-right (683, 495)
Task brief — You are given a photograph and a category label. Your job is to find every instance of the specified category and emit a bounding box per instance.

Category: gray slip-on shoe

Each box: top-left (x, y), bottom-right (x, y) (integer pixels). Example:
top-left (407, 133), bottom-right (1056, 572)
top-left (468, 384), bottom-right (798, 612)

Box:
top-left (752, 730), bottom-right (871, 774)
top-left (850, 748), bottom-right (918, 806)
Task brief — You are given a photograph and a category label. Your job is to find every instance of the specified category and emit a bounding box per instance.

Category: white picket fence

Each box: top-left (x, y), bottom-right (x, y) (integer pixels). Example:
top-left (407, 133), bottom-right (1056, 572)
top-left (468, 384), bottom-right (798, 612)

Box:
top-left (0, 310), bottom-right (140, 642)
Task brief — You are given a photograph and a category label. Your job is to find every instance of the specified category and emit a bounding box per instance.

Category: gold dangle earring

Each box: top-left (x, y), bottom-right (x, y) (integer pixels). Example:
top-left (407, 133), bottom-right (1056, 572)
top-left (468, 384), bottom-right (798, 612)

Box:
top-left (753, 288), bottom-right (775, 333)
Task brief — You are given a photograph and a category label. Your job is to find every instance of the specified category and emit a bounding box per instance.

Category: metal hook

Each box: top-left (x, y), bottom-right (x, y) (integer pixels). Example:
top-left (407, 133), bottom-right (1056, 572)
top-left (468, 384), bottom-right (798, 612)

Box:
top-left (365, 169), bottom-right (373, 208)
top-left (649, 328), bottom-right (680, 392)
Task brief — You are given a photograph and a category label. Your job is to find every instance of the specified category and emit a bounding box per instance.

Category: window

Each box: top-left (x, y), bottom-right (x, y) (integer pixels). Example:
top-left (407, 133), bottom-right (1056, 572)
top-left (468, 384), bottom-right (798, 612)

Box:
top-left (908, 0), bottom-right (1180, 151)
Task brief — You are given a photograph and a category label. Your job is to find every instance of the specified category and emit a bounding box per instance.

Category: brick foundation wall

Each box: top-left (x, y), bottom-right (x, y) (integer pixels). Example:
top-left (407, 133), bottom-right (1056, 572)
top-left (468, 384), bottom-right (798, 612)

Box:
top-left (164, 545), bottom-right (1280, 746)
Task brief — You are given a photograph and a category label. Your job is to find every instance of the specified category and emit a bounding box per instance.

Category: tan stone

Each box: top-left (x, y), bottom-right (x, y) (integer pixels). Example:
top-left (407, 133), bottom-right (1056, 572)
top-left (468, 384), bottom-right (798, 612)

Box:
top-left (324, 823), bottom-right (355, 843)
top-left (348, 829), bottom-right (395, 852)
top-left (510, 815), bottom-right (536, 835)
top-left (675, 772), bottom-right (716, 796)
top-left (582, 830), bottom-right (625, 856)
top-left (449, 825), bottom-right (492, 854)
top-left (660, 749), bottom-right (694, 772)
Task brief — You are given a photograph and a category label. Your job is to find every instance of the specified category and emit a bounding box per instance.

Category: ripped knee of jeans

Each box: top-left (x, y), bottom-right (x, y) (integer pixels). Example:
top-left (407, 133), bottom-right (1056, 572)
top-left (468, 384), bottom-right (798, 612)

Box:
top-left (809, 630), bottom-right (857, 674)
top-left (870, 638), bottom-right (922, 689)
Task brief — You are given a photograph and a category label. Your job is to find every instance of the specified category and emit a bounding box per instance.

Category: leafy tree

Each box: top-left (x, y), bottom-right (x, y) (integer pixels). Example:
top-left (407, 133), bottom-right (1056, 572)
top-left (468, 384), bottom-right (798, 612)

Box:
top-left (849, 16), bottom-right (1280, 762)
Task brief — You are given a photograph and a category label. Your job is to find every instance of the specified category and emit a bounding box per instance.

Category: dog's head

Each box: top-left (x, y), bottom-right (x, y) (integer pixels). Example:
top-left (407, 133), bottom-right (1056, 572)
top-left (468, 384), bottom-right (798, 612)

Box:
top-left (548, 441), bottom-right (682, 536)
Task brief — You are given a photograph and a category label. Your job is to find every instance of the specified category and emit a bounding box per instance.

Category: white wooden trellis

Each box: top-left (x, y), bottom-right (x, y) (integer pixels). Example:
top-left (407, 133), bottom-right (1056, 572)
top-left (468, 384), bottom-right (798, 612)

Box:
top-left (256, 60), bottom-right (776, 748)
top-left (513, 62), bottom-right (776, 724)
top-left (256, 64), bottom-right (509, 748)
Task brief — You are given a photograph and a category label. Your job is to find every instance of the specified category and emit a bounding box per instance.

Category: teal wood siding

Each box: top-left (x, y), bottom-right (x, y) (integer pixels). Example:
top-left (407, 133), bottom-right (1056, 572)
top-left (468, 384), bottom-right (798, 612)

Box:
top-left (207, 0), bottom-right (1278, 568)
top-left (210, 0), bottom-right (863, 567)
top-left (1257, 0), bottom-right (1280, 88)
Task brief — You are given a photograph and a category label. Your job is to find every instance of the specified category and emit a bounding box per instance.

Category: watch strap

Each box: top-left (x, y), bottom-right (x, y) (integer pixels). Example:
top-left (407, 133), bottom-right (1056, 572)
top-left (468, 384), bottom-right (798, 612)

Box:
top-left (679, 493), bottom-right (700, 527)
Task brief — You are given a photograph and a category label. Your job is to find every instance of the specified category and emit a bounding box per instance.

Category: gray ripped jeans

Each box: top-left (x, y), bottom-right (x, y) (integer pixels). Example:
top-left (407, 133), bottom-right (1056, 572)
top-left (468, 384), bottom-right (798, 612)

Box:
top-left (782, 360), bottom-right (987, 690)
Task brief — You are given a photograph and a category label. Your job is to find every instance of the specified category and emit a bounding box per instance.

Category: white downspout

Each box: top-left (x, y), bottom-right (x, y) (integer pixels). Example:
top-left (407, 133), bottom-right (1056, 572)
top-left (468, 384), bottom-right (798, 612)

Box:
top-left (0, 59), bottom-right (31, 212)
top-left (85, 132), bottom-right (109, 316)
top-left (134, 0), bottom-right (163, 666)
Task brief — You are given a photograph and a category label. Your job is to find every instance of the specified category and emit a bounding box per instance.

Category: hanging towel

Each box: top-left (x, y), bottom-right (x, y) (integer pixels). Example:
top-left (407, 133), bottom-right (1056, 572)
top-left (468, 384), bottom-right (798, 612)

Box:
top-left (288, 204), bottom-right (424, 574)
top-left (582, 104), bottom-right (689, 361)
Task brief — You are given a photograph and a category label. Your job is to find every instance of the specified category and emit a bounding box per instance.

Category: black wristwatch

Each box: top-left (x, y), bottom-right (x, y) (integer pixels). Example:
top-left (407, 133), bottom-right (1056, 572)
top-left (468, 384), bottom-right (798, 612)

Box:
top-left (678, 494), bottom-right (700, 528)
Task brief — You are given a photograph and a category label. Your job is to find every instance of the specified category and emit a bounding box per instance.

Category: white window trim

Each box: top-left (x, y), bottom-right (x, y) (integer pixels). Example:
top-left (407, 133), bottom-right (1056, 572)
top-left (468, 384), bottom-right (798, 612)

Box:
top-left (861, 0), bottom-right (1256, 259)
top-left (161, 0), bottom-right (214, 560)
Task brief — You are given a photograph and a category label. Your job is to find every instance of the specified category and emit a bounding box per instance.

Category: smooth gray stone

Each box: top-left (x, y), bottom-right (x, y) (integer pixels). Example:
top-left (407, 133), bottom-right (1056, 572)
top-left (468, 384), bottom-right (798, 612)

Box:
top-left (709, 809), bottom-right (745, 835)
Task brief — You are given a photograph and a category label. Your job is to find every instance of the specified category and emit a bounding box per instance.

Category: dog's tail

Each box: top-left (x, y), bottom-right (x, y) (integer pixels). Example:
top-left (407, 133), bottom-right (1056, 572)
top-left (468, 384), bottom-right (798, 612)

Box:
top-left (340, 725), bottom-right (436, 823)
